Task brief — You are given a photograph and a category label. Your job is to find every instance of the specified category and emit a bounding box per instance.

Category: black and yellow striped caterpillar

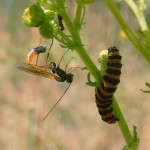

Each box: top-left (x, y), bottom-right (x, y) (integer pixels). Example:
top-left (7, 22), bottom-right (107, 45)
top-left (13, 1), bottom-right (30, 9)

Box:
top-left (95, 47), bottom-right (122, 124)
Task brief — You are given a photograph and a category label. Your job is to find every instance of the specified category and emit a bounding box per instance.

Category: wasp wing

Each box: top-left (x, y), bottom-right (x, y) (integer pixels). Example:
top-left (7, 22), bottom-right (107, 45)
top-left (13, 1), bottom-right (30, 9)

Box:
top-left (18, 63), bottom-right (55, 79)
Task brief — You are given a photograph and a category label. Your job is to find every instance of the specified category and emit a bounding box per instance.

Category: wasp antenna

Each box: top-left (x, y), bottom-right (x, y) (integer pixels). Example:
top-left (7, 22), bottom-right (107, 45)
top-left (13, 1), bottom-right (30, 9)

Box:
top-left (65, 57), bottom-right (73, 72)
top-left (67, 66), bottom-right (84, 73)
top-left (57, 49), bottom-right (70, 67)
top-left (41, 83), bottom-right (72, 121)
top-left (46, 39), bottom-right (54, 65)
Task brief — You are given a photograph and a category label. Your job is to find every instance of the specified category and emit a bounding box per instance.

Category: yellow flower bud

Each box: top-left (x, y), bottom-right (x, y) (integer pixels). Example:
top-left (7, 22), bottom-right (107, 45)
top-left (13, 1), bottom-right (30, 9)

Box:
top-left (119, 29), bottom-right (128, 40)
top-left (22, 3), bottom-right (45, 27)
top-left (39, 20), bottom-right (59, 39)
top-left (44, 9), bottom-right (55, 20)
top-left (98, 49), bottom-right (108, 64)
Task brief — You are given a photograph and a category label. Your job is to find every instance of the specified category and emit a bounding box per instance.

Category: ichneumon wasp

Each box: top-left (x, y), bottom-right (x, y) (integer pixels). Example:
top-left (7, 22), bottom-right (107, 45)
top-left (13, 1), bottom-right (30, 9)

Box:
top-left (18, 46), bottom-right (77, 121)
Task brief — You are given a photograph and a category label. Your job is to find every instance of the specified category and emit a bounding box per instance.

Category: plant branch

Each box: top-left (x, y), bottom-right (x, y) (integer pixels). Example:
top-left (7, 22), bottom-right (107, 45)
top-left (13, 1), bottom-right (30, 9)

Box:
top-left (103, 0), bottom-right (150, 63)
top-left (124, 0), bottom-right (148, 32)
top-left (55, 0), bottom-right (101, 83)
top-left (112, 97), bottom-right (133, 145)
top-left (74, 2), bottom-right (83, 31)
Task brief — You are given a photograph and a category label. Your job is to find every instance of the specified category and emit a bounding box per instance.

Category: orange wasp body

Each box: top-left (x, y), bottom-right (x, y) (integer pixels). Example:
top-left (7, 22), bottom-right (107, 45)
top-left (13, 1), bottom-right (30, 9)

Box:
top-left (18, 62), bottom-right (73, 83)
top-left (27, 45), bottom-right (47, 65)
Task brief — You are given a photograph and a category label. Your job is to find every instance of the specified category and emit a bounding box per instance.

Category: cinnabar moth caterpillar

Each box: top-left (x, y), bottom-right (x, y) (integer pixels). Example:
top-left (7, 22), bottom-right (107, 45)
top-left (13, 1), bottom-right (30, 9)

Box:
top-left (95, 47), bottom-right (122, 124)
top-left (57, 14), bottom-right (64, 31)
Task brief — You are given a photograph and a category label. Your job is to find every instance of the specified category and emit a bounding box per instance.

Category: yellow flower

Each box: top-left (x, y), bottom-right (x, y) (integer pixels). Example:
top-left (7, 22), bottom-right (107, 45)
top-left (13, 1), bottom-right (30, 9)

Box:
top-left (119, 29), bottom-right (128, 40)
top-left (22, 3), bottom-right (45, 27)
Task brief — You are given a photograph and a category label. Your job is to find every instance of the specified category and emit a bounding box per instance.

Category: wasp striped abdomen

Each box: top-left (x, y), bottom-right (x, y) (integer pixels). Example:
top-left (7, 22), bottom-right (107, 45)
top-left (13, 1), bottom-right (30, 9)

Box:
top-left (95, 47), bottom-right (122, 124)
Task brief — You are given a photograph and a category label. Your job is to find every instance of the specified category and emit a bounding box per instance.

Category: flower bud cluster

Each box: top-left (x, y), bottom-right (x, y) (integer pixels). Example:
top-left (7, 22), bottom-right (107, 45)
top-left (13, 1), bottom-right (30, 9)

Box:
top-left (22, 3), bottom-right (60, 39)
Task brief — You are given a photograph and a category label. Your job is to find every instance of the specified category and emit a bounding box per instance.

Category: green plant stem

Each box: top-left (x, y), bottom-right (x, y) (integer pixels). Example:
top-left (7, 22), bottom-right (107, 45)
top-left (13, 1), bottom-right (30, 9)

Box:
top-left (55, 0), bottom-right (101, 82)
top-left (74, 3), bottom-right (83, 31)
top-left (124, 0), bottom-right (148, 32)
top-left (103, 0), bottom-right (150, 63)
top-left (113, 97), bottom-right (133, 146)
top-left (75, 45), bottom-right (101, 83)
top-left (59, 30), bottom-right (101, 83)
top-left (58, 31), bottom-right (73, 46)
top-left (52, 0), bottom-right (135, 148)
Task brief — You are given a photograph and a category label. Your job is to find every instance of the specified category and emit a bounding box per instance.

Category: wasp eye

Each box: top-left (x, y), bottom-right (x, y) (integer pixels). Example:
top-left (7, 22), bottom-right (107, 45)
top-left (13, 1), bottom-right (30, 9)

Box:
top-left (50, 62), bottom-right (56, 68)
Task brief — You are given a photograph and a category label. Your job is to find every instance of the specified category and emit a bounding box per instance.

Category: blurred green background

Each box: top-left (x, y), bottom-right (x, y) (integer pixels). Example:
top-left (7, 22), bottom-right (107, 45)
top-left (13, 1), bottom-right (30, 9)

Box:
top-left (0, 0), bottom-right (150, 150)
